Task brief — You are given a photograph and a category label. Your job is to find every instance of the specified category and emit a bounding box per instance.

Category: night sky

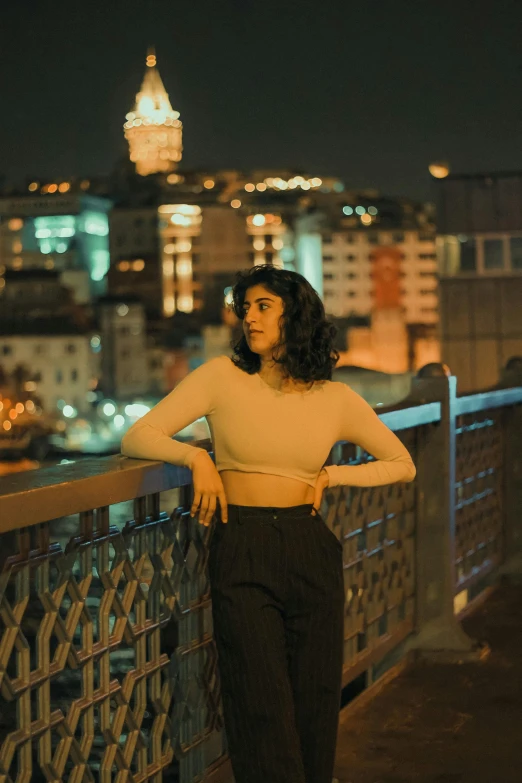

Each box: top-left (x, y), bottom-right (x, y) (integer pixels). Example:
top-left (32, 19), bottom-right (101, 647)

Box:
top-left (2, 0), bottom-right (521, 201)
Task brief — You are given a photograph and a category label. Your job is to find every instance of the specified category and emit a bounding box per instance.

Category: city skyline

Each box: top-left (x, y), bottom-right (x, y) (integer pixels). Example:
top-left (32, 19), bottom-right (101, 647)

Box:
top-left (2, 1), bottom-right (522, 201)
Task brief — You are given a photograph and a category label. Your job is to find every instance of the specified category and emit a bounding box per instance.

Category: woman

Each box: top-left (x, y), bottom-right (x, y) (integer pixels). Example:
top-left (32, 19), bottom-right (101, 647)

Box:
top-left (121, 264), bottom-right (416, 783)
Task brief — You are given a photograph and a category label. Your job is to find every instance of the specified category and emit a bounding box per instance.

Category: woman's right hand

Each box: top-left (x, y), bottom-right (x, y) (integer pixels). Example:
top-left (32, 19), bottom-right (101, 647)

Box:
top-left (189, 451), bottom-right (228, 526)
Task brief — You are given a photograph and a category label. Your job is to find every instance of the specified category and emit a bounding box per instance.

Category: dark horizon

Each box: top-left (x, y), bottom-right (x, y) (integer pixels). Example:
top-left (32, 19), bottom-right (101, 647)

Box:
top-left (2, 0), bottom-right (522, 202)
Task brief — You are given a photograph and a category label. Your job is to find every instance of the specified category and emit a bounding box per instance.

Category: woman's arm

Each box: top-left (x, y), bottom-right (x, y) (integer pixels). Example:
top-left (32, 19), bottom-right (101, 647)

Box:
top-left (120, 356), bottom-right (226, 468)
top-left (323, 383), bottom-right (416, 488)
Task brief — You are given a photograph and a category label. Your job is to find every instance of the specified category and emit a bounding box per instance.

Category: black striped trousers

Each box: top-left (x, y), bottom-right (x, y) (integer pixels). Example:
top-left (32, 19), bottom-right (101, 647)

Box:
top-left (208, 502), bottom-right (345, 783)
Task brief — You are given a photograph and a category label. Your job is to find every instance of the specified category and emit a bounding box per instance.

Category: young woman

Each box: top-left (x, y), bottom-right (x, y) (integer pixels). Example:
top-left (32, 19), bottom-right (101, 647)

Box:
top-left (121, 264), bottom-right (416, 783)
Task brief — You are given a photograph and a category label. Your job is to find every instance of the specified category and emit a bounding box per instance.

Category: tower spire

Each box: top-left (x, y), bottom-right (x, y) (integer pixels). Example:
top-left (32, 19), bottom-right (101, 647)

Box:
top-left (146, 46), bottom-right (156, 67)
top-left (123, 49), bottom-right (183, 176)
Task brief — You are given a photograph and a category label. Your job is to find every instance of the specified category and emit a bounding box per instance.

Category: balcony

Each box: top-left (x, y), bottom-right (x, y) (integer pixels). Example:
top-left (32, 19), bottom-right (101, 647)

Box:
top-left (0, 361), bottom-right (521, 782)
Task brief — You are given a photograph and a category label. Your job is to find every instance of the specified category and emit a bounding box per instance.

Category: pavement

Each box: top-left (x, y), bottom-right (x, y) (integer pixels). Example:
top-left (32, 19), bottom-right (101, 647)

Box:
top-left (334, 579), bottom-right (522, 783)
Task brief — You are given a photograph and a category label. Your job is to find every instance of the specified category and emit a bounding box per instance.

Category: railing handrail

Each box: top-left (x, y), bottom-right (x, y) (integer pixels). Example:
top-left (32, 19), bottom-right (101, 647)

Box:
top-left (0, 454), bottom-right (196, 532)
top-left (378, 401), bottom-right (441, 431)
top-left (455, 386), bottom-right (522, 416)
top-left (1, 384), bottom-right (520, 533)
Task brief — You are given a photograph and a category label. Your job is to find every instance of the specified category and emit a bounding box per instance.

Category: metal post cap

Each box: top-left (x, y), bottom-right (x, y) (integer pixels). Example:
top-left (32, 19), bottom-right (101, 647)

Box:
top-left (416, 362), bottom-right (451, 379)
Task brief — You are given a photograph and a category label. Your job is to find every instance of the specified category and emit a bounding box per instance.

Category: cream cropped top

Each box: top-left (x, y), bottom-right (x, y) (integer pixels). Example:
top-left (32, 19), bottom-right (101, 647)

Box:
top-left (120, 355), bottom-right (416, 488)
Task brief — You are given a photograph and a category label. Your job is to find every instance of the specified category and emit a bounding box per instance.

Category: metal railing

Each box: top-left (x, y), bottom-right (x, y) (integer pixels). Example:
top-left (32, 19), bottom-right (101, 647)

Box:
top-left (0, 362), bottom-right (521, 782)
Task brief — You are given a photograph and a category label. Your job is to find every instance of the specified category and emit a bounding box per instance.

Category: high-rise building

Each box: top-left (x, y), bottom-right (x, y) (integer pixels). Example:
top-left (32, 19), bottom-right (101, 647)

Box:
top-left (124, 50), bottom-right (183, 177)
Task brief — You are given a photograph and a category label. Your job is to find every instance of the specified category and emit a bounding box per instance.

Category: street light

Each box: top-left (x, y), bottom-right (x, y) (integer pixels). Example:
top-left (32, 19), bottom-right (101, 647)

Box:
top-left (429, 161), bottom-right (450, 179)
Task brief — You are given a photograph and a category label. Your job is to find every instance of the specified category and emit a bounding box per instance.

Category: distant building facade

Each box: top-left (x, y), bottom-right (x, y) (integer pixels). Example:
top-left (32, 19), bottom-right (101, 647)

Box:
top-left (0, 191), bottom-right (112, 301)
top-left (435, 171), bottom-right (522, 391)
top-left (97, 296), bottom-right (149, 399)
top-left (0, 268), bottom-right (95, 413)
top-left (0, 331), bottom-right (93, 415)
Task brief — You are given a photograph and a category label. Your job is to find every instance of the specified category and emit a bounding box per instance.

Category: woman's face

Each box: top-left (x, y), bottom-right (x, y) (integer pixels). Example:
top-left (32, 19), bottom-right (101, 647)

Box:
top-left (242, 284), bottom-right (285, 361)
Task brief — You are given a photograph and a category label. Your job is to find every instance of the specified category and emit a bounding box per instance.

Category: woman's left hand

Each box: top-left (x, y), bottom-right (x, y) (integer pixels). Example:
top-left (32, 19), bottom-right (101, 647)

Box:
top-left (312, 468), bottom-right (329, 516)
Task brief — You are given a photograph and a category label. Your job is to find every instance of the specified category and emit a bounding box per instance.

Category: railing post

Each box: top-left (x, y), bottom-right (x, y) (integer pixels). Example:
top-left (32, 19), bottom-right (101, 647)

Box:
top-left (402, 363), bottom-right (485, 659)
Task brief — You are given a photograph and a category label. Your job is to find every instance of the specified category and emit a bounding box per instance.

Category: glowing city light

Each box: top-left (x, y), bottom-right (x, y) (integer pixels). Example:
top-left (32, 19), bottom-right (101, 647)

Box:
top-left (343, 206), bottom-right (354, 215)
top-left (252, 214), bottom-right (266, 226)
top-left (125, 403), bottom-right (151, 418)
top-left (171, 214), bottom-right (191, 226)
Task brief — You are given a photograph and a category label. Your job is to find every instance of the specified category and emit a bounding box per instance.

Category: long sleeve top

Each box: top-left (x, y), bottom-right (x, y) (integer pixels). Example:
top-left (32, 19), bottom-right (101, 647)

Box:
top-left (121, 355), bottom-right (416, 488)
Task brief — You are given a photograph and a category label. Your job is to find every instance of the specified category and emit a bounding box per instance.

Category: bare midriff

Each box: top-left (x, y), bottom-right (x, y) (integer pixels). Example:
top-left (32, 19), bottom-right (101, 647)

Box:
top-left (219, 470), bottom-right (315, 507)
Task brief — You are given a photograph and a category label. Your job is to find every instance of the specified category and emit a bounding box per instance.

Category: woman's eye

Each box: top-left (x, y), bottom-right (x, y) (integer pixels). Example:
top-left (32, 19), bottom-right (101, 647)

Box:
top-left (243, 304), bottom-right (267, 314)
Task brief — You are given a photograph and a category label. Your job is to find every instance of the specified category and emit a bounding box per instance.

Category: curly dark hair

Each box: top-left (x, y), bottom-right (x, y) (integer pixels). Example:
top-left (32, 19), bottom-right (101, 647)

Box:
top-left (228, 264), bottom-right (340, 382)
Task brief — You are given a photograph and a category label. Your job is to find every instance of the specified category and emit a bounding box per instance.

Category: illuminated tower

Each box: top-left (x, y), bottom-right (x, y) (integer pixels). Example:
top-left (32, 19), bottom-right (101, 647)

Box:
top-left (124, 49), bottom-right (183, 176)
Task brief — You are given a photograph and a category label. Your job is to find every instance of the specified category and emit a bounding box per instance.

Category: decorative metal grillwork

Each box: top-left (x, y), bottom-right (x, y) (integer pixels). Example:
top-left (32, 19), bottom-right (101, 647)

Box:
top-left (0, 498), bottom-right (226, 783)
top-left (323, 428), bottom-right (417, 683)
top-left (454, 410), bottom-right (504, 590)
